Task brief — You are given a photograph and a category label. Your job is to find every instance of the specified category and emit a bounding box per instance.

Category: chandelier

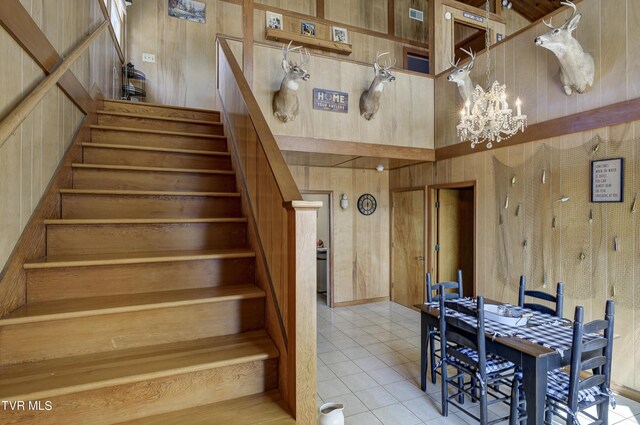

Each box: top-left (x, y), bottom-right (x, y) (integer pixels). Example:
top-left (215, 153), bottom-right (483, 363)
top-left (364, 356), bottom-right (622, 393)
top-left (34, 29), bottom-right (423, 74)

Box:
top-left (456, 0), bottom-right (526, 148)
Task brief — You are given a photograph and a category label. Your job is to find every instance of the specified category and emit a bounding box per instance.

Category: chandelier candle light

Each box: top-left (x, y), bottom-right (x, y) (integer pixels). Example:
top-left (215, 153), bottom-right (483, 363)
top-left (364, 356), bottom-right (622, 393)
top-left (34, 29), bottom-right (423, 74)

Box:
top-left (456, 0), bottom-right (526, 148)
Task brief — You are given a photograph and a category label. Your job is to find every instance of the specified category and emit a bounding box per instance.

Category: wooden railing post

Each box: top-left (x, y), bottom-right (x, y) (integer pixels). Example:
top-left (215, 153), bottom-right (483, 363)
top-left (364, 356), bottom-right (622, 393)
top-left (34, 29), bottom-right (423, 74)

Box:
top-left (286, 200), bottom-right (322, 425)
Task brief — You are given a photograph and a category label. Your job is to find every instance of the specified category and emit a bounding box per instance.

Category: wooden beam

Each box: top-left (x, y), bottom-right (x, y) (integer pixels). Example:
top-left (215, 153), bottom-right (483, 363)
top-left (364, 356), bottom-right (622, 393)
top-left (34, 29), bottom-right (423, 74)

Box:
top-left (265, 28), bottom-right (352, 55)
top-left (276, 135), bottom-right (436, 161)
top-left (316, 0), bottom-right (324, 19)
top-left (435, 97), bottom-right (640, 160)
top-left (243, 0), bottom-right (254, 86)
top-left (388, 0), bottom-right (395, 36)
top-left (0, 0), bottom-right (94, 114)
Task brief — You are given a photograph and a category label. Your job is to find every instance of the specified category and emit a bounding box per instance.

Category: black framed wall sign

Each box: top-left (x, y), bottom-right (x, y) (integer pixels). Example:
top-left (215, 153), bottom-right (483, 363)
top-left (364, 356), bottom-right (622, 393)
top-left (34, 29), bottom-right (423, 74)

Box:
top-left (591, 158), bottom-right (624, 203)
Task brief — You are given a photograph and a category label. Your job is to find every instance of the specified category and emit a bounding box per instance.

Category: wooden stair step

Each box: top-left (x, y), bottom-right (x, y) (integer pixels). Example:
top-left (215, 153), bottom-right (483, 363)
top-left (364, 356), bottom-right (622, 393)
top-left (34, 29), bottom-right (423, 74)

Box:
top-left (45, 218), bottom-right (247, 256)
top-left (72, 163), bottom-right (236, 192)
top-left (26, 249), bottom-right (256, 302)
top-left (90, 125), bottom-right (228, 151)
top-left (60, 189), bottom-right (242, 219)
top-left (97, 111), bottom-right (224, 135)
top-left (0, 285), bottom-right (263, 326)
top-left (0, 286), bottom-right (266, 365)
top-left (24, 248), bottom-right (256, 269)
top-left (0, 332), bottom-right (277, 425)
top-left (102, 99), bottom-right (221, 121)
top-left (115, 391), bottom-right (295, 425)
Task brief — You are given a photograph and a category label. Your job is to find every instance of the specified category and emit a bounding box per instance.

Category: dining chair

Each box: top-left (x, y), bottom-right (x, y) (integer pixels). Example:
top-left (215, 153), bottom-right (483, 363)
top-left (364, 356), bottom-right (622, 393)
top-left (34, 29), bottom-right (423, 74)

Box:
top-left (425, 271), bottom-right (463, 385)
top-left (438, 290), bottom-right (525, 424)
top-left (518, 275), bottom-right (564, 317)
top-left (544, 300), bottom-right (615, 425)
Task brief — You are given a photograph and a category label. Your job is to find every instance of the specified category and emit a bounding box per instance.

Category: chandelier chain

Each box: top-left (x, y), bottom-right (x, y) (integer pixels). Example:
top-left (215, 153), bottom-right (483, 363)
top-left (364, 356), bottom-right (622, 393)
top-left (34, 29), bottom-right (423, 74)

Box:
top-left (485, 0), bottom-right (490, 88)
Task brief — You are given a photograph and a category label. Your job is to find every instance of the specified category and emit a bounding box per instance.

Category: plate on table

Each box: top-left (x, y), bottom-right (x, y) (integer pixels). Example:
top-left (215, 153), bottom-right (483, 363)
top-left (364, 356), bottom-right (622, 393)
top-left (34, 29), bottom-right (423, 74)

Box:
top-left (484, 304), bottom-right (531, 327)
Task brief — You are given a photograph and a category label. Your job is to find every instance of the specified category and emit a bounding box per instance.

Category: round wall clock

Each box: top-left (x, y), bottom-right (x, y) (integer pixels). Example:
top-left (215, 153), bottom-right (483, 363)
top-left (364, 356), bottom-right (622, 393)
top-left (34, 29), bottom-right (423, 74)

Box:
top-left (357, 193), bottom-right (377, 215)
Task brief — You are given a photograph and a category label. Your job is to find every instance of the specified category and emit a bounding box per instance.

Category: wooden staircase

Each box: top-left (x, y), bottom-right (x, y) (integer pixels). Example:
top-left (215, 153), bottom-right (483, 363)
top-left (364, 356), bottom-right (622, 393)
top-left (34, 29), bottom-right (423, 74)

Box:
top-left (0, 100), bottom-right (295, 424)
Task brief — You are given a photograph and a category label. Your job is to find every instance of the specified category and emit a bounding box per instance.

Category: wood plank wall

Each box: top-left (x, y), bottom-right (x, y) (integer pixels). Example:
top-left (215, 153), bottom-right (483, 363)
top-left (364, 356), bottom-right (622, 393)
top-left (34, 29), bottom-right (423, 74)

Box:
top-left (289, 165), bottom-right (390, 304)
top-left (394, 0), bottom-right (428, 44)
top-left (502, 7), bottom-right (530, 36)
top-left (257, 0), bottom-right (316, 16)
top-left (126, 0), bottom-right (243, 109)
top-left (436, 0), bottom-right (640, 149)
top-left (252, 44), bottom-right (434, 148)
top-left (390, 119), bottom-right (640, 393)
top-left (0, 0), bottom-right (121, 308)
top-left (325, 0), bottom-right (388, 34)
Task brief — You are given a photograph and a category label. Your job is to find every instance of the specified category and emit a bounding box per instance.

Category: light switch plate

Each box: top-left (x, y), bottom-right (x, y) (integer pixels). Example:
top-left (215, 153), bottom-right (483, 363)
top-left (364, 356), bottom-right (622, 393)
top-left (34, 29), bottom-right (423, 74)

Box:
top-left (142, 53), bottom-right (155, 63)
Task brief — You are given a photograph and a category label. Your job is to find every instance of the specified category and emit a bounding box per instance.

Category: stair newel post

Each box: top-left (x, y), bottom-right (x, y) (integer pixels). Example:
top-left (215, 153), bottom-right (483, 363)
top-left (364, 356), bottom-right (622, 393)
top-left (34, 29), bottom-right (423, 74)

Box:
top-left (285, 200), bottom-right (321, 425)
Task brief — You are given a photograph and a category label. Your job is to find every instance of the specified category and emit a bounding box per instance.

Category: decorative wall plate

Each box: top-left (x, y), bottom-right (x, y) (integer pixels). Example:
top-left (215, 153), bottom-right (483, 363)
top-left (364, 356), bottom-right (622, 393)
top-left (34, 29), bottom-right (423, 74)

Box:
top-left (357, 193), bottom-right (377, 215)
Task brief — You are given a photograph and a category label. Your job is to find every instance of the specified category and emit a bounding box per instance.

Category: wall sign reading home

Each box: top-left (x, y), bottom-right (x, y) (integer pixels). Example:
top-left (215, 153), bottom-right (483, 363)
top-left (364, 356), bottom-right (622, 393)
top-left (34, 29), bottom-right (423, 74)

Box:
top-left (591, 158), bottom-right (624, 203)
top-left (313, 88), bottom-right (348, 113)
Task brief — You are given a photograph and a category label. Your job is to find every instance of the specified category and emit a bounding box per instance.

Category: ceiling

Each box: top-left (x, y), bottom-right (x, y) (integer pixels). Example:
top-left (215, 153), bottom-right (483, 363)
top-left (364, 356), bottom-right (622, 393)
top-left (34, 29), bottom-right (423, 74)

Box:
top-left (460, 0), bottom-right (565, 23)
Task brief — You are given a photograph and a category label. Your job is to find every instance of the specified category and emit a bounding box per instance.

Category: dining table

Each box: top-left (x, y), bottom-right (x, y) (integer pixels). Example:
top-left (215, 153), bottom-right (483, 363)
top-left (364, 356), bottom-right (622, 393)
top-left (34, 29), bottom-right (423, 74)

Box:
top-left (418, 298), bottom-right (580, 425)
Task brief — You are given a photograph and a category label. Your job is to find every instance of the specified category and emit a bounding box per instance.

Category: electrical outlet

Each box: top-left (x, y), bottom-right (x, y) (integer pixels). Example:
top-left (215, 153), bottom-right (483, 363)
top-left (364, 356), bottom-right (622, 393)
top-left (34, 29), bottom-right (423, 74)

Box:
top-left (142, 53), bottom-right (155, 63)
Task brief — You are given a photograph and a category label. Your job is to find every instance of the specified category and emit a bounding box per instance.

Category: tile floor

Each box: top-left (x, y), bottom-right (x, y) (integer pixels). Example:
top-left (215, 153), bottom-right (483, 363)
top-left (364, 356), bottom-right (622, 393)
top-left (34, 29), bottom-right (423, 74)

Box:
top-left (316, 298), bottom-right (640, 425)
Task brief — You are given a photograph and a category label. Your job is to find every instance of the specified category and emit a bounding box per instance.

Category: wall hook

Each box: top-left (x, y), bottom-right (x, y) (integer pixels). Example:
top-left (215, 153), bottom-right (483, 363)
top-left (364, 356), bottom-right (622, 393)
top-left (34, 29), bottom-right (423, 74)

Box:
top-left (523, 238), bottom-right (528, 249)
top-left (511, 176), bottom-right (516, 187)
top-left (557, 196), bottom-right (570, 203)
top-left (515, 204), bottom-right (521, 217)
top-left (579, 251), bottom-right (586, 262)
top-left (552, 216), bottom-right (557, 228)
top-left (614, 237), bottom-right (619, 252)
top-left (632, 194), bottom-right (637, 213)
top-left (504, 195), bottom-right (509, 209)
top-left (592, 143), bottom-right (601, 154)
top-left (541, 169), bottom-right (546, 184)
top-left (589, 209), bottom-right (593, 223)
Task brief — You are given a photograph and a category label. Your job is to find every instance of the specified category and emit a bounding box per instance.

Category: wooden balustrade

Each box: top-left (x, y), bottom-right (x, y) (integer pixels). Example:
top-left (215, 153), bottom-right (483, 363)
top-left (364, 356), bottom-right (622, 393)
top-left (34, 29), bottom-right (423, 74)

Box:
top-left (217, 36), bottom-right (319, 424)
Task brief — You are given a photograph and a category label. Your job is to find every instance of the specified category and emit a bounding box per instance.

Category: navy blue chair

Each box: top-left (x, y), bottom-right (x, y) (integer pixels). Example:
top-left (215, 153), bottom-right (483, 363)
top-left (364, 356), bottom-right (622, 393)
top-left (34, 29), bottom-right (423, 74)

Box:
top-left (425, 271), bottom-right (463, 385)
top-left (518, 275), bottom-right (564, 317)
top-left (544, 300), bottom-right (615, 425)
top-left (438, 290), bottom-right (524, 424)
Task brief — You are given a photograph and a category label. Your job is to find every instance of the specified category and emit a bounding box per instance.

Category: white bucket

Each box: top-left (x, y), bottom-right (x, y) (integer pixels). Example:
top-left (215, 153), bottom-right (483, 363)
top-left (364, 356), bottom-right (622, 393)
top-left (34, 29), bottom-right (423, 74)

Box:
top-left (318, 402), bottom-right (345, 425)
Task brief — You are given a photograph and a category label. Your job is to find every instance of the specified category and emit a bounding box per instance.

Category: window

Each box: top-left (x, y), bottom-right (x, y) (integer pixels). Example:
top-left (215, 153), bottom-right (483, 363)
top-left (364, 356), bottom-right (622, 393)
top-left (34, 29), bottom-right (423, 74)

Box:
top-left (110, 0), bottom-right (126, 47)
top-left (403, 47), bottom-right (430, 75)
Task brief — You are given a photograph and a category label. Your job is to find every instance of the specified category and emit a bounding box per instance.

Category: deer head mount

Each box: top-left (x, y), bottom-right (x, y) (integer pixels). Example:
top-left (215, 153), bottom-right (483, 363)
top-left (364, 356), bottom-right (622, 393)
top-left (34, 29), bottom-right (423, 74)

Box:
top-left (359, 52), bottom-right (396, 121)
top-left (446, 48), bottom-right (476, 102)
top-left (534, 1), bottom-right (594, 96)
top-left (272, 42), bottom-right (310, 123)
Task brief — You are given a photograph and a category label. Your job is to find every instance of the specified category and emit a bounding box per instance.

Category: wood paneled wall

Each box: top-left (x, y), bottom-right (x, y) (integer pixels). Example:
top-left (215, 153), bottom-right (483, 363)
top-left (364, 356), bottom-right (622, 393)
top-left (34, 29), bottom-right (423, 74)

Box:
top-left (394, 0), bottom-right (428, 44)
top-left (436, 0), bottom-right (640, 149)
top-left (391, 120), bottom-right (640, 393)
top-left (253, 44), bottom-right (434, 148)
top-left (290, 165), bottom-right (390, 304)
top-left (503, 7), bottom-right (530, 36)
top-left (257, 0), bottom-right (316, 16)
top-left (325, 0), bottom-right (388, 34)
top-left (126, 0), bottom-right (242, 109)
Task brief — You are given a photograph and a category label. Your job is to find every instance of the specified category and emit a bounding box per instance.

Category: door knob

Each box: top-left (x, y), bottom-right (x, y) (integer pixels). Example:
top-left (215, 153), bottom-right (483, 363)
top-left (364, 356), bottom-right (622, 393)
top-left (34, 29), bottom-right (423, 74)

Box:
top-left (415, 256), bottom-right (424, 260)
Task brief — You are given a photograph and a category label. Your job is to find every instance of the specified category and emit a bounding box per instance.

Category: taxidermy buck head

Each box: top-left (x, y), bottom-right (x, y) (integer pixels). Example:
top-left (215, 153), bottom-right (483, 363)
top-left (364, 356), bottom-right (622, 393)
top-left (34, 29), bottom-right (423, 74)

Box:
top-left (534, 1), bottom-right (594, 95)
top-left (272, 42), bottom-right (310, 123)
top-left (359, 52), bottom-right (396, 121)
top-left (446, 47), bottom-right (476, 102)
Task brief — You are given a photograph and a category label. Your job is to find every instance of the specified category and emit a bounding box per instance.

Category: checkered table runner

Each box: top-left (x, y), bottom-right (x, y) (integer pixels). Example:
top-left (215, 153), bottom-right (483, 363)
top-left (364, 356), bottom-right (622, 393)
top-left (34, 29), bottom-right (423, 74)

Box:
top-left (425, 298), bottom-right (591, 356)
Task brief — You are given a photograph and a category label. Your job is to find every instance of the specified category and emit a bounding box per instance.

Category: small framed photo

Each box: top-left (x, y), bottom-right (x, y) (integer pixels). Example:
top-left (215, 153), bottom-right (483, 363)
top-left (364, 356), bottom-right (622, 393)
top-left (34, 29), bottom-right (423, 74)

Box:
top-left (332, 26), bottom-right (348, 44)
top-left (266, 11), bottom-right (283, 30)
top-left (591, 158), bottom-right (624, 203)
top-left (301, 21), bottom-right (316, 37)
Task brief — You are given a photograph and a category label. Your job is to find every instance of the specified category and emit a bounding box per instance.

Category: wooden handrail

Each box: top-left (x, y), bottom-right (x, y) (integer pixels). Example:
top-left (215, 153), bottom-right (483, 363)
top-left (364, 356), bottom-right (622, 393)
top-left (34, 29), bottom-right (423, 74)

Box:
top-left (217, 37), bottom-right (303, 204)
top-left (0, 20), bottom-right (109, 150)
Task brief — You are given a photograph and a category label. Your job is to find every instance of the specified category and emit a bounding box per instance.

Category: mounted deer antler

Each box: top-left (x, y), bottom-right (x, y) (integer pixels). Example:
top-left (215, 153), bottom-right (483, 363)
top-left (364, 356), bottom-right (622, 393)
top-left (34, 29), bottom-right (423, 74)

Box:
top-left (359, 52), bottom-right (396, 121)
top-left (272, 42), bottom-right (311, 122)
top-left (446, 47), bottom-right (476, 102)
top-left (534, 1), bottom-right (594, 95)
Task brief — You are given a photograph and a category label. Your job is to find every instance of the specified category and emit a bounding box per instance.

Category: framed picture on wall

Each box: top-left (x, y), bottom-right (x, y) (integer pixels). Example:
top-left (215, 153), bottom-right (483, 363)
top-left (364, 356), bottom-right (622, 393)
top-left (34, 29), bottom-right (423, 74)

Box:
top-left (332, 26), bottom-right (348, 44)
top-left (168, 0), bottom-right (206, 23)
top-left (591, 158), bottom-right (624, 203)
top-left (266, 11), bottom-right (283, 30)
top-left (301, 21), bottom-right (316, 37)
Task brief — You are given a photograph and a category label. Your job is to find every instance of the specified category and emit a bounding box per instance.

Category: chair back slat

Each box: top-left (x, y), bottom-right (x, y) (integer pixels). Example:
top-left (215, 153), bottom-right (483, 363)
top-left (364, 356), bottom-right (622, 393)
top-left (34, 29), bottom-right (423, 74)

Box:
top-left (580, 355), bottom-right (606, 372)
top-left (579, 374), bottom-right (606, 391)
top-left (582, 337), bottom-right (607, 353)
top-left (583, 319), bottom-right (608, 334)
top-left (523, 303), bottom-right (556, 316)
top-left (518, 276), bottom-right (564, 317)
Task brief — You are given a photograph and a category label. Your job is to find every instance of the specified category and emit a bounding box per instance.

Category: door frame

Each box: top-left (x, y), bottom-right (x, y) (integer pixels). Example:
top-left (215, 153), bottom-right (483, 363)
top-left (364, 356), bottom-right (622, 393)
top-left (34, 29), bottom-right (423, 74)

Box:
top-left (427, 181), bottom-right (477, 297)
top-left (301, 190), bottom-right (335, 308)
top-left (390, 186), bottom-right (427, 306)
